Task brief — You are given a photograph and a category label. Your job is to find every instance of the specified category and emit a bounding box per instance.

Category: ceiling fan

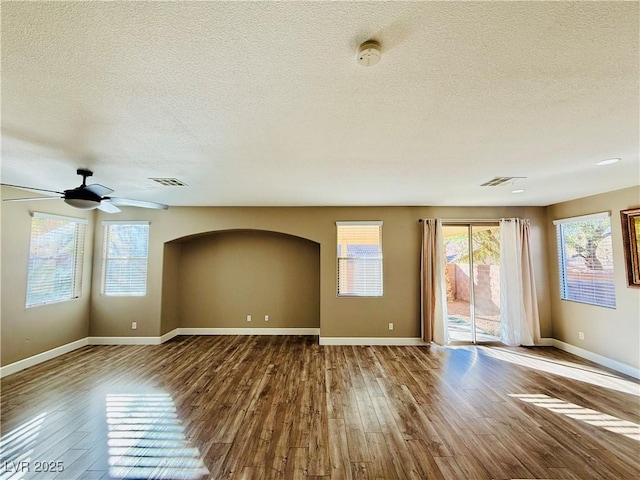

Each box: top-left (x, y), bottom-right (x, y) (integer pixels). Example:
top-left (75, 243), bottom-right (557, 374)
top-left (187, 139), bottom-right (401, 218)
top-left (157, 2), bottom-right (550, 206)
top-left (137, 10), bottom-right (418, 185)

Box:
top-left (1, 169), bottom-right (169, 213)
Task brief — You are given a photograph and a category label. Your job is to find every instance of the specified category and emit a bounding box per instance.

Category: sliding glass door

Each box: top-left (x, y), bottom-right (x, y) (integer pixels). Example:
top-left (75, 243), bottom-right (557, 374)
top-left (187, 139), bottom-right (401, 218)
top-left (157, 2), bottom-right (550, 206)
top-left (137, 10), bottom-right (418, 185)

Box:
top-left (443, 223), bottom-right (501, 343)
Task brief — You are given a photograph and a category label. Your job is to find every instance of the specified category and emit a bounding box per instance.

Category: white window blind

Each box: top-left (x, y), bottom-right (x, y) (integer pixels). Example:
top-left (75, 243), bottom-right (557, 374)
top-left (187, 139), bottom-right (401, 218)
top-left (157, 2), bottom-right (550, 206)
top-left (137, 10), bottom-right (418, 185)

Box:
top-left (336, 221), bottom-right (383, 297)
top-left (554, 212), bottom-right (616, 308)
top-left (26, 213), bottom-right (87, 307)
top-left (102, 222), bottom-right (150, 296)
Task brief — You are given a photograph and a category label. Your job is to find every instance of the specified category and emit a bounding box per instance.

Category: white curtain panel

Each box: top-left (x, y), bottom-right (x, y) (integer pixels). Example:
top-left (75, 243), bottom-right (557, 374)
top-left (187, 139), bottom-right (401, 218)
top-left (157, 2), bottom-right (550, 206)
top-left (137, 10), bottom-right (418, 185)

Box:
top-left (499, 218), bottom-right (541, 346)
top-left (421, 219), bottom-right (449, 345)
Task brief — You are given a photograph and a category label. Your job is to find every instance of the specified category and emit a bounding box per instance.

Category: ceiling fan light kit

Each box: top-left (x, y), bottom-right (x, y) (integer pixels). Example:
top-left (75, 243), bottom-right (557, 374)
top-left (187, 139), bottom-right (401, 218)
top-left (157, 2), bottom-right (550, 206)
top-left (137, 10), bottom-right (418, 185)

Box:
top-left (2, 168), bottom-right (169, 213)
top-left (64, 197), bottom-right (102, 210)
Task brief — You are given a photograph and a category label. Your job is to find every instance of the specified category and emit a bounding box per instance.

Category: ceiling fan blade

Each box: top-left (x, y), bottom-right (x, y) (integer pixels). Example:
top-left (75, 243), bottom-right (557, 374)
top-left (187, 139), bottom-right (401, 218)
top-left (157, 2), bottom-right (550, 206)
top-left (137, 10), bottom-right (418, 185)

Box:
top-left (85, 183), bottom-right (114, 197)
top-left (108, 197), bottom-right (169, 210)
top-left (3, 196), bottom-right (63, 202)
top-left (97, 200), bottom-right (121, 213)
top-left (1, 183), bottom-right (64, 195)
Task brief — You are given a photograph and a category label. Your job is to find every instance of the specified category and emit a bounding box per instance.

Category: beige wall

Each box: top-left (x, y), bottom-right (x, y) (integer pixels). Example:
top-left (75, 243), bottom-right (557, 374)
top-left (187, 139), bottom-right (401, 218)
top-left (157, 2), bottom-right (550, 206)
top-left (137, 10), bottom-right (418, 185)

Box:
top-left (173, 230), bottom-right (320, 329)
top-left (89, 211), bottom-right (167, 337)
top-left (4, 182), bottom-right (637, 371)
top-left (1, 186), bottom-right (94, 365)
top-left (546, 186), bottom-right (640, 370)
top-left (160, 242), bottom-right (182, 335)
top-left (2, 191), bottom-right (553, 366)
top-left (91, 204), bottom-right (551, 340)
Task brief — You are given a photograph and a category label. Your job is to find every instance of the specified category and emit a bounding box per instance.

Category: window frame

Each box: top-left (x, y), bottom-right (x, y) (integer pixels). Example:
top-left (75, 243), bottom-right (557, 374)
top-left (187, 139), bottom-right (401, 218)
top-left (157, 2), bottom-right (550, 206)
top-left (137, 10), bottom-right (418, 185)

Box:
top-left (25, 212), bottom-right (88, 308)
top-left (101, 221), bottom-right (150, 297)
top-left (336, 220), bottom-right (383, 298)
top-left (553, 211), bottom-right (616, 309)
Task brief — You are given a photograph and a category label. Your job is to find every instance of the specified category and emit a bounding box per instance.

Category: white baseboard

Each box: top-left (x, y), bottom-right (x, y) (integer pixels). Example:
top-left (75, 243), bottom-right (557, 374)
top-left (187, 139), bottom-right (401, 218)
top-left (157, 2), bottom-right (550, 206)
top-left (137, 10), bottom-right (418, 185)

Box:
top-left (551, 339), bottom-right (639, 380)
top-left (88, 336), bottom-right (163, 345)
top-left (0, 337), bottom-right (89, 378)
top-left (179, 327), bottom-right (320, 336)
top-left (537, 337), bottom-right (555, 346)
top-left (319, 337), bottom-right (426, 346)
top-left (88, 328), bottom-right (320, 344)
top-left (160, 328), bottom-right (180, 343)
top-left (10, 333), bottom-right (632, 381)
top-left (1, 328), bottom-right (320, 377)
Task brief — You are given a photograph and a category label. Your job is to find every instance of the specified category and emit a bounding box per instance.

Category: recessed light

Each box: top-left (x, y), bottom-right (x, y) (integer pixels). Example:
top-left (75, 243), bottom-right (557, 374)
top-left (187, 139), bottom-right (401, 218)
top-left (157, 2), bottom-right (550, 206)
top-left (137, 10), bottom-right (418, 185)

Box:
top-left (511, 189), bottom-right (525, 194)
top-left (597, 158), bottom-right (621, 166)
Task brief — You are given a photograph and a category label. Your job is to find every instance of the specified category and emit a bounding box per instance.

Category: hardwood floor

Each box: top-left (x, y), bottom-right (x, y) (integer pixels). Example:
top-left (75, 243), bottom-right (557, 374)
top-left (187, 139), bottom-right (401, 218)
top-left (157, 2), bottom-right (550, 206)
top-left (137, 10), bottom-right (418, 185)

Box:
top-left (1, 336), bottom-right (639, 479)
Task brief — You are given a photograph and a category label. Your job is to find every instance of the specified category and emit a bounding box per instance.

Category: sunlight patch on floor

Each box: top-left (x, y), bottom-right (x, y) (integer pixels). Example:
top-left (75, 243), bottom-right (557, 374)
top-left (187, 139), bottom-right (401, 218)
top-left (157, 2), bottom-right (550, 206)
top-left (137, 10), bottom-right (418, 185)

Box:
top-left (0, 412), bottom-right (47, 480)
top-left (510, 393), bottom-right (640, 442)
top-left (482, 347), bottom-right (640, 397)
top-left (106, 393), bottom-right (209, 479)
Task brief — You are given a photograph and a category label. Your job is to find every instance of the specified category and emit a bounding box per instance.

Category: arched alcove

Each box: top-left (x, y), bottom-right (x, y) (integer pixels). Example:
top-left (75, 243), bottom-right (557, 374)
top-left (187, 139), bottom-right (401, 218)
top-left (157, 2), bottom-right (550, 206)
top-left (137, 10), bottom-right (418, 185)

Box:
top-left (161, 229), bottom-right (320, 333)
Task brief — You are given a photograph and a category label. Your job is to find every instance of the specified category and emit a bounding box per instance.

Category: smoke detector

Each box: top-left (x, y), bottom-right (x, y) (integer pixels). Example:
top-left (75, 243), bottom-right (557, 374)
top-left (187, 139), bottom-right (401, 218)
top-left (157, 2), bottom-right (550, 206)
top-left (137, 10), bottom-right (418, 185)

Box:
top-left (357, 40), bottom-right (381, 67)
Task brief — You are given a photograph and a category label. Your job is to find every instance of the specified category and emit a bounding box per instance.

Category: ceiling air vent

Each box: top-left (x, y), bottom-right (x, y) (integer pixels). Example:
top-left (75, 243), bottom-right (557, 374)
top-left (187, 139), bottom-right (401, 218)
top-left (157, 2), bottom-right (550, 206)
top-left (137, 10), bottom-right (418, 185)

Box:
top-left (480, 176), bottom-right (526, 187)
top-left (150, 178), bottom-right (188, 187)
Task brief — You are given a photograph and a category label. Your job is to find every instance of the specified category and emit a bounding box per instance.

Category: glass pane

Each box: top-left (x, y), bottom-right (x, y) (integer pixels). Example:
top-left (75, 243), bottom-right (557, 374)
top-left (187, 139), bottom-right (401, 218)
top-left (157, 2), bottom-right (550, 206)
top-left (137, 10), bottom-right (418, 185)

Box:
top-left (558, 218), bottom-right (615, 308)
top-left (108, 224), bottom-right (149, 258)
top-left (443, 226), bottom-right (472, 342)
top-left (471, 225), bottom-right (501, 341)
top-left (26, 218), bottom-right (83, 307)
top-left (103, 224), bottom-right (149, 296)
top-left (337, 224), bottom-right (383, 297)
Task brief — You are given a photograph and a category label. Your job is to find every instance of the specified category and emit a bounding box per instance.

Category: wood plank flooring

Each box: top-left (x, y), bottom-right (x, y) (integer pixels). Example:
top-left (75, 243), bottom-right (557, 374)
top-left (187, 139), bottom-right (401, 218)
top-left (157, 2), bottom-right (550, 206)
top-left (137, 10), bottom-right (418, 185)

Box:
top-left (1, 336), bottom-right (639, 479)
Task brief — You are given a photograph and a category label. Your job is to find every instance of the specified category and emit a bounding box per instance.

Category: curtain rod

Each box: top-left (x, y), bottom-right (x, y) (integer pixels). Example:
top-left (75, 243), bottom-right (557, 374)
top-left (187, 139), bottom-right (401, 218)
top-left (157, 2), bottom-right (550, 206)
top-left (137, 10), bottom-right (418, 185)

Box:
top-left (418, 218), bottom-right (503, 223)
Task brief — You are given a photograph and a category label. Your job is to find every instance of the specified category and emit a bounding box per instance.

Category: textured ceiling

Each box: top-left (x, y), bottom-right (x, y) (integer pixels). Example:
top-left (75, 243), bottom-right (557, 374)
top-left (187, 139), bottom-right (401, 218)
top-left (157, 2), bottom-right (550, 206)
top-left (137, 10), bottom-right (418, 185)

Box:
top-left (1, 1), bottom-right (638, 207)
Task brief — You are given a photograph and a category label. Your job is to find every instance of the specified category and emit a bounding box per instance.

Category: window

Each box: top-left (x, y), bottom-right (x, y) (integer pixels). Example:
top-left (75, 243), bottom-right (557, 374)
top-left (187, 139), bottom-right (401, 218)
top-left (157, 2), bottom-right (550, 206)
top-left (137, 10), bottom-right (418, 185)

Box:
top-left (102, 221), bottom-right (150, 296)
top-left (26, 213), bottom-right (87, 307)
top-left (336, 221), bottom-right (383, 297)
top-left (554, 212), bottom-right (616, 308)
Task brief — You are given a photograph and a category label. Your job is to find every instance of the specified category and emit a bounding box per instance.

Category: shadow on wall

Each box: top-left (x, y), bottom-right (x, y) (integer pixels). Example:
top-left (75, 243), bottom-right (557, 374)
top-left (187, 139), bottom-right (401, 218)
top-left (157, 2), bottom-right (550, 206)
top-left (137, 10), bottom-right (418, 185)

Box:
top-left (162, 229), bottom-right (320, 331)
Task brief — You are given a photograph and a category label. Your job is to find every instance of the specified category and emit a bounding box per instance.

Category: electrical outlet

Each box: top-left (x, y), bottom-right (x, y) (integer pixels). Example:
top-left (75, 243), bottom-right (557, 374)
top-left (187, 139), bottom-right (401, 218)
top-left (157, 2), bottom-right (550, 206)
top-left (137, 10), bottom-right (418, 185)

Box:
top-left (265, 315), bottom-right (269, 322)
top-left (247, 315), bottom-right (252, 322)
top-left (132, 322), bottom-right (137, 330)
top-left (388, 322), bottom-right (394, 331)
top-left (578, 331), bottom-right (584, 340)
